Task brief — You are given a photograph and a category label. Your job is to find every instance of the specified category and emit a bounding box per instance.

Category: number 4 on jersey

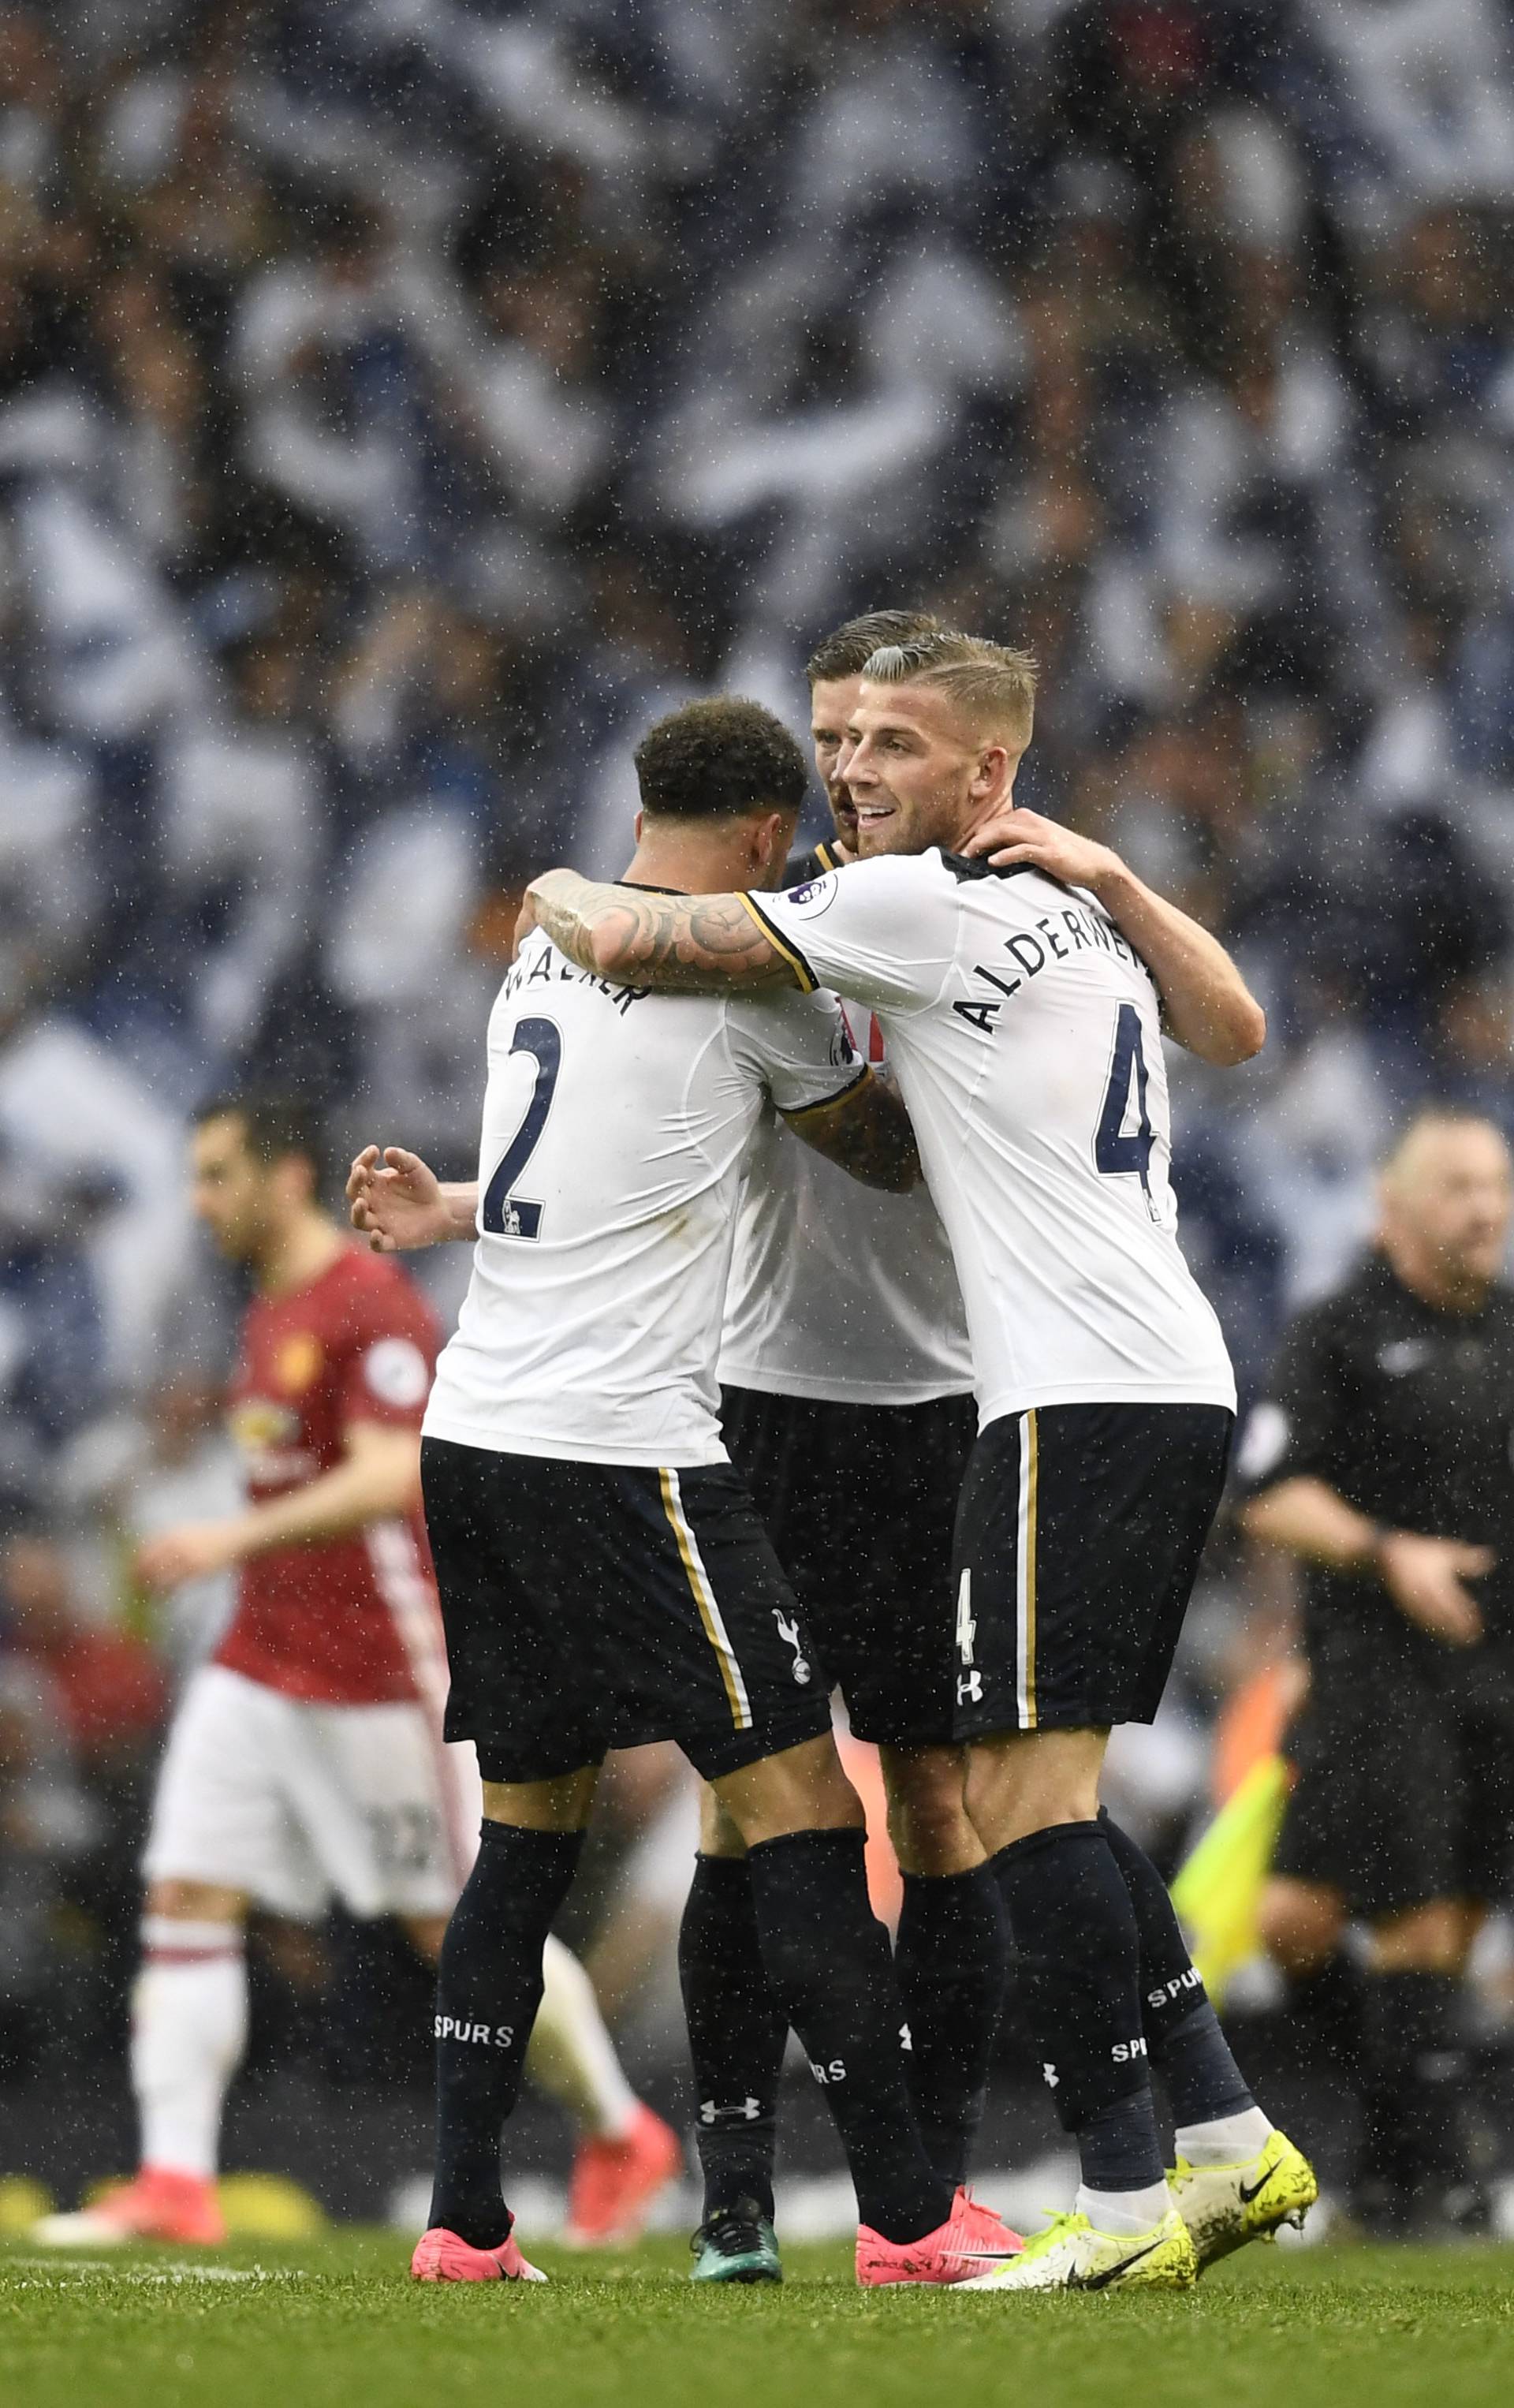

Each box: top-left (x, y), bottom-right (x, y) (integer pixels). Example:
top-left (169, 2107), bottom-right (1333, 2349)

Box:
top-left (1094, 1002), bottom-right (1154, 1205)
top-left (482, 1018), bottom-right (561, 1239)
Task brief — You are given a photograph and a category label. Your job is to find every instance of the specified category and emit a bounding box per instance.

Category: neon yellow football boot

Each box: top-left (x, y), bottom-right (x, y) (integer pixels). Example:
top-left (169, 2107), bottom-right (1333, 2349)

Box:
top-left (1168, 2126), bottom-right (1318, 2272)
top-left (956, 2204), bottom-right (1197, 2293)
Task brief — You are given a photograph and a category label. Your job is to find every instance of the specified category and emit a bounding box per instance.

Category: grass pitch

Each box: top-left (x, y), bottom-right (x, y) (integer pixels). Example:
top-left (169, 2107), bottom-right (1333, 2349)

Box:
top-left (2, 2232), bottom-right (1512, 2408)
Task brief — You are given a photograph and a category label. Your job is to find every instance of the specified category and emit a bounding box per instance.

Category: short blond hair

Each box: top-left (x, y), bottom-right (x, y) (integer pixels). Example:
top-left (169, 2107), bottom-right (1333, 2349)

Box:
top-left (861, 631), bottom-right (1039, 751)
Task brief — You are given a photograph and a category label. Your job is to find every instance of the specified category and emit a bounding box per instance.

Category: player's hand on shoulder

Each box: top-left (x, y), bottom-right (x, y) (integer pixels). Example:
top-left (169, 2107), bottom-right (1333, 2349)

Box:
top-left (1376, 1530), bottom-right (1491, 1648)
top-left (136, 1519), bottom-right (248, 1589)
top-left (965, 807), bottom-right (1122, 891)
top-left (348, 1145), bottom-right (448, 1252)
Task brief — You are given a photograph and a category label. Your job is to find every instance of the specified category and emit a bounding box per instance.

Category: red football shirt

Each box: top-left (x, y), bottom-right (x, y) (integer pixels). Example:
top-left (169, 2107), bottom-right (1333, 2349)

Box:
top-left (214, 1245), bottom-right (447, 1706)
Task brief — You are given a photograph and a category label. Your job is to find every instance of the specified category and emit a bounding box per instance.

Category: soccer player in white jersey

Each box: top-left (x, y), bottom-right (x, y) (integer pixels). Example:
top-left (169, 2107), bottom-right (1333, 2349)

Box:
top-left (522, 636), bottom-right (1317, 2295)
top-left (34, 1095), bottom-right (675, 2251)
top-left (685, 612), bottom-right (999, 2284)
top-left (364, 697), bottom-right (1019, 2287)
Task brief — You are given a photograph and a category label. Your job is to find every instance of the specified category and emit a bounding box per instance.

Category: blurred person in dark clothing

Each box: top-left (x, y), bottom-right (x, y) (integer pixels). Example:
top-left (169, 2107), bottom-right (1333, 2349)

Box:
top-left (1238, 1111), bottom-right (1514, 2234)
top-left (0, 1686), bottom-right (91, 2075)
top-left (0, 1518), bottom-right (164, 2064)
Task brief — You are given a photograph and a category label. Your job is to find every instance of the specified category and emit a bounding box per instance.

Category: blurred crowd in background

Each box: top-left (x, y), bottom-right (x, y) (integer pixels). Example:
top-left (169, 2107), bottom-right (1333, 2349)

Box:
top-left (7, 0), bottom-right (1514, 2126)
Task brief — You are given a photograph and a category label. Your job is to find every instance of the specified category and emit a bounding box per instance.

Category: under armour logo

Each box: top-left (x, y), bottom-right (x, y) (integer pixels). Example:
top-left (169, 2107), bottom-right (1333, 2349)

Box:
top-left (1042, 2062), bottom-right (1060, 2089)
top-left (699, 2097), bottom-right (763, 2124)
top-left (900, 2022), bottom-right (913, 2053)
top-left (773, 1610), bottom-right (812, 1685)
top-left (957, 1671), bottom-right (983, 1704)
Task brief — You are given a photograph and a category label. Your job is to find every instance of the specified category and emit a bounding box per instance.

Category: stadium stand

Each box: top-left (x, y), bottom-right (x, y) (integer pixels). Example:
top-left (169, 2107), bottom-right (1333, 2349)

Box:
top-left (5, 0), bottom-right (1514, 2216)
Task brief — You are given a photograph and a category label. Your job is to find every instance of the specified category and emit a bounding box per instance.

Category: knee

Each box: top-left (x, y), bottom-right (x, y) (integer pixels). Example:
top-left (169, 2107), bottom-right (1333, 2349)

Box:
top-left (1257, 1879), bottom-right (1342, 1978)
top-left (963, 1732), bottom-right (1103, 1852)
top-left (714, 1737), bottom-right (865, 1850)
top-left (881, 1749), bottom-right (982, 1876)
top-left (145, 1878), bottom-right (246, 1925)
top-left (1370, 1899), bottom-right (1467, 1974)
top-left (480, 1768), bottom-right (599, 1832)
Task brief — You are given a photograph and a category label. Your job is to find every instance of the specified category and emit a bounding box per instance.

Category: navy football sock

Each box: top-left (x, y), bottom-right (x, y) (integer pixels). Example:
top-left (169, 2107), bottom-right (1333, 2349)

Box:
top-left (1158, 2002), bottom-right (1257, 2130)
top-left (1360, 1969), bottom-right (1469, 2201)
top-left (677, 1854), bottom-right (786, 2222)
top-left (990, 1820), bottom-right (1165, 2192)
top-left (893, 1867), bottom-right (1008, 2186)
top-left (745, 1829), bottom-right (953, 2242)
top-left (1288, 1951), bottom-right (1364, 2078)
top-left (428, 1821), bottom-right (584, 2249)
top-left (1098, 1810), bottom-right (1253, 2124)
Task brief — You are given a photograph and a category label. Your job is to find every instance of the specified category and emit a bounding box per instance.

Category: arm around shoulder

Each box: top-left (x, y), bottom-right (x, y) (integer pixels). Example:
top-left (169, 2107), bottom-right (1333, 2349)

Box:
top-left (526, 870), bottom-right (800, 994)
top-left (1093, 860), bottom-right (1266, 1065)
top-left (963, 811), bottom-right (1264, 1065)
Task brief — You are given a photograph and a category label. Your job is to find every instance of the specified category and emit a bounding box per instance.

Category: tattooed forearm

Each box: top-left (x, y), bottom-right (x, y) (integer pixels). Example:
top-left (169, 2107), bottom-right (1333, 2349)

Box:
top-left (526, 871), bottom-right (798, 993)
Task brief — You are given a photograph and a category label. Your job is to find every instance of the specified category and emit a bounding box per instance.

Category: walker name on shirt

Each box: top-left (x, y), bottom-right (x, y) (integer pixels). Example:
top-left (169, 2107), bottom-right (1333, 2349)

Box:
top-left (501, 944), bottom-right (651, 1018)
top-left (953, 896), bottom-right (1154, 1038)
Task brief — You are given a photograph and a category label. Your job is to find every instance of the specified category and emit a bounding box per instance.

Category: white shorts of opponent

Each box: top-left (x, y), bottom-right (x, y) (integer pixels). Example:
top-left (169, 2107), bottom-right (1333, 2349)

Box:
top-left (144, 1663), bottom-right (480, 1922)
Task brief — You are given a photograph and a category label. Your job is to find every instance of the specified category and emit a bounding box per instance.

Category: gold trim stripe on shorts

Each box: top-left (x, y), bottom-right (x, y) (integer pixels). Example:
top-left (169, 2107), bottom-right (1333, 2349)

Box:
top-left (1016, 1409), bottom-right (1039, 1730)
top-left (659, 1469), bottom-right (752, 1731)
top-left (735, 891), bottom-right (819, 992)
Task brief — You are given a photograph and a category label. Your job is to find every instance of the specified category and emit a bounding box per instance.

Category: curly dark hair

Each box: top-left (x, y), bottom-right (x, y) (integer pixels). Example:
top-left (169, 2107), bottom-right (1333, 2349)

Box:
top-left (805, 609), bottom-right (944, 688)
top-left (633, 697), bottom-right (810, 821)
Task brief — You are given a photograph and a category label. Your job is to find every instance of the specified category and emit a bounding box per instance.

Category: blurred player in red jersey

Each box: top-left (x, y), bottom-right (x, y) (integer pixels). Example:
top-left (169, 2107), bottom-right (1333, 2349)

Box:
top-left (36, 1093), bottom-right (675, 2249)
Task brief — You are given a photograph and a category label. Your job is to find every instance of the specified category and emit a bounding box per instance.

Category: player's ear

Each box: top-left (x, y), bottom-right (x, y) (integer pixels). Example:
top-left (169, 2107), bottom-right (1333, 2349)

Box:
top-left (751, 810), bottom-right (786, 875)
top-left (970, 743), bottom-right (1012, 804)
top-left (633, 808), bottom-right (644, 842)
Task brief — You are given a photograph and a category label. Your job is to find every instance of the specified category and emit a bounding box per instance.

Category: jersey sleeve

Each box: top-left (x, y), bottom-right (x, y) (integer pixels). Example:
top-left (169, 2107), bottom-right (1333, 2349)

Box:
top-left (740, 855), bottom-right (958, 1014)
top-left (335, 1271), bottom-right (441, 1432)
top-left (725, 985), bottom-right (869, 1118)
top-left (1232, 1304), bottom-right (1354, 1496)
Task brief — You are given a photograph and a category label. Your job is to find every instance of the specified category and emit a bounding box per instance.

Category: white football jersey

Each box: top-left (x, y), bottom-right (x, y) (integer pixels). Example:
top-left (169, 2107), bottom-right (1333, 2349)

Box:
top-left (423, 926), bottom-right (863, 1466)
top-left (719, 1002), bottom-right (974, 1406)
top-left (748, 852), bottom-right (1236, 1426)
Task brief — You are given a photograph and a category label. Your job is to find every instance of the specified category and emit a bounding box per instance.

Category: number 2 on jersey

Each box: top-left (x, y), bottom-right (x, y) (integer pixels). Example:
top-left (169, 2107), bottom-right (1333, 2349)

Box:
top-left (481, 1017), bottom-right (561, 1240)
top-left (1094, 1002), bottom-right (1154, 1202)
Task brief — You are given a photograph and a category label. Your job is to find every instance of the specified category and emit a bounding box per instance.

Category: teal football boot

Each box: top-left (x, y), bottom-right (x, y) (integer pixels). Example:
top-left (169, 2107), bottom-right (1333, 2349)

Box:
top-left (690, 2198), bottom-right (783, 2284)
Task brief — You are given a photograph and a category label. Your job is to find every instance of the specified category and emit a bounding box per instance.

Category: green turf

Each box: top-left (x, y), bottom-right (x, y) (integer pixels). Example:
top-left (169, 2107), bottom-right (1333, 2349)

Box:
top-left (2, 2233), bottom-right (1512, 2408)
